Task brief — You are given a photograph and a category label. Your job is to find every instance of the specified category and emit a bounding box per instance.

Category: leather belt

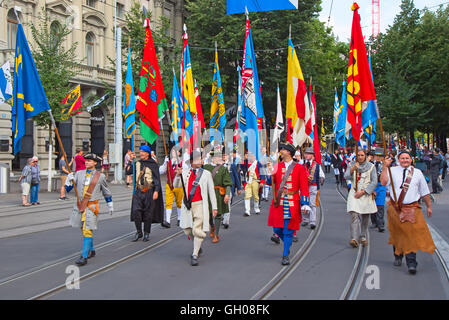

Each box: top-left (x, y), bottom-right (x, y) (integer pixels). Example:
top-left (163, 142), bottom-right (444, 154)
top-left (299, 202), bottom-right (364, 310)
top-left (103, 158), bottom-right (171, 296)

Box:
top-left (282, 190), bottom-right (298, 196)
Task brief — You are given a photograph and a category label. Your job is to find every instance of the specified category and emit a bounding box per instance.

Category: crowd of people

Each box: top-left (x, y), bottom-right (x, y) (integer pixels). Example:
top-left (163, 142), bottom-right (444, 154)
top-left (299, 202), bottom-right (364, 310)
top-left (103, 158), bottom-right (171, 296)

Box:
top-left (17, 139), bottom-right (443, 275)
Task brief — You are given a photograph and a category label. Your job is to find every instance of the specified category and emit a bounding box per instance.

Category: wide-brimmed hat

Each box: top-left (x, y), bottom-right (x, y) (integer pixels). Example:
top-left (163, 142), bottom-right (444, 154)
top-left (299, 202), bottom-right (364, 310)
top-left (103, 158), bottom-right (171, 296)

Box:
top-left (279, 142), bottom-right (296, 156)
top-left (84, 153), bottom-right (102, 163)
top-left (305, 147), bottom-right (315, 154)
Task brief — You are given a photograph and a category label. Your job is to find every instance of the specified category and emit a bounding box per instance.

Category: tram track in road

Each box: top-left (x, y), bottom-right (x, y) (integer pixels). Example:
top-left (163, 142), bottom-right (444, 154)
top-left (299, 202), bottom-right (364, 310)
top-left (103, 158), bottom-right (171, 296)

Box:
top-left (251, 203), bottom-right (324, 300)
top-left (23, 198), bottom-right (244, 300)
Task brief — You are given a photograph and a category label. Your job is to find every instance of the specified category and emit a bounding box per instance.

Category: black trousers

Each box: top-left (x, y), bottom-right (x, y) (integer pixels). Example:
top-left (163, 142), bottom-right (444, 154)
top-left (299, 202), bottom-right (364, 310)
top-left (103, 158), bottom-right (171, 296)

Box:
top-left (431, 174), bottom-right (442, 193)
top-left (393, 246), bottom-right (417, 267)
top-left (131, 189), bottom-right (154, 234)
top-left (370, 205), bottom-right (385, 228)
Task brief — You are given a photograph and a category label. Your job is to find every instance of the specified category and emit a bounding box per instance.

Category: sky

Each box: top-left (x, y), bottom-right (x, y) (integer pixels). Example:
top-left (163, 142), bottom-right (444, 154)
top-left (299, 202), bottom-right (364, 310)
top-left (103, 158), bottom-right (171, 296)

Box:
top-left (318, 0), bottom-right (449, 42)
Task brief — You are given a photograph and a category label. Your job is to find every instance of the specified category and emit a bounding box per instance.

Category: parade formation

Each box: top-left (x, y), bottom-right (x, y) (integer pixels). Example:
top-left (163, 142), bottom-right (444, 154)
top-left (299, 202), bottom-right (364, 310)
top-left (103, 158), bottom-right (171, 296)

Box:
top-left (1, 0), bottom-right (449, 303)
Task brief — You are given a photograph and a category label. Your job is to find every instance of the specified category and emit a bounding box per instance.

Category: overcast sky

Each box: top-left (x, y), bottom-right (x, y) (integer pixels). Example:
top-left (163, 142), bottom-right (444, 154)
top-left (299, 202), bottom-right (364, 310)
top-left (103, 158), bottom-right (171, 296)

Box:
top-left (318, 0), bottom-right (449, 42)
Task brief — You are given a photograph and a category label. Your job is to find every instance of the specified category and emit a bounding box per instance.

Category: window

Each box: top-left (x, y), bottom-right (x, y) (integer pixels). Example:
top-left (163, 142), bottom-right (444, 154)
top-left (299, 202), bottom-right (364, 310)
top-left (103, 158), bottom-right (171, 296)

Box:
top-left (50, 21), bottom-right (62, 51)
top-left (85, 32), bottom-right (95, 66)
top-left (117, 3), bottom-right (125, 18)
top-left (86, 0), bottom-right (96, 8)
top-left (7, 9), bottom-right (18, 49)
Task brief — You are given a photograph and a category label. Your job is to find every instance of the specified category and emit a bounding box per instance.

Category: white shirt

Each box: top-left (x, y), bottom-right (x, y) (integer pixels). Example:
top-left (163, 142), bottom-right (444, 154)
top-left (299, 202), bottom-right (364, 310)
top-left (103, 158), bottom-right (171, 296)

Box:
top-left (284, 159), bottom-right (294, 171)
top-left (386, 166), bottom-right (430, 204)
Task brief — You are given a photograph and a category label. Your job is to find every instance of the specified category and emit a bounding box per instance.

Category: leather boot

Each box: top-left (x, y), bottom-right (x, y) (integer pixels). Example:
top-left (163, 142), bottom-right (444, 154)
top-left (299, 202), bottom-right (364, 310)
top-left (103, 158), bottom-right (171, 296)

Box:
top-left (87, 250), bottom-right (96, 259)
top-left (143, 232), bottom-right (150, 242)
top-left (75, 256), bottom-right (87, 266)
top-left (209, 225), bottom-right (215, 238)
top-left (254, 201), bottom-right (261, 214)
top-left (191, 255), bottom-right (199, 266)
top-left (244, 200), bottom-right (251, 216)
top-left (212, 235), bottom-right (220, 243)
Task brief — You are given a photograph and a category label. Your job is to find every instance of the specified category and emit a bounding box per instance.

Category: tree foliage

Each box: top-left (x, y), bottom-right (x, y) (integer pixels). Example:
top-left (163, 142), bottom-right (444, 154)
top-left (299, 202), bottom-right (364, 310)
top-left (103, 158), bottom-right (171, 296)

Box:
top-left (29, 8), bottom-right (79, 128)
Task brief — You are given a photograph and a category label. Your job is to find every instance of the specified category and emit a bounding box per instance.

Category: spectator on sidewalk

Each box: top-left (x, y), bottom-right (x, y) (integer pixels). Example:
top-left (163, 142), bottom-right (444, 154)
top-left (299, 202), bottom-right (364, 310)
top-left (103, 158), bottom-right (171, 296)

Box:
top-left (59, 154), bottom-right (72, 200)
top-left (19, 158), bottom-right (33, 206)
top-left (429, 150), bottom-right (443, 194)
top-left (30, 156), bottom-right (41, 205)
top-left (125, 149), bottom-right (134, 188)
top-left (74, 148), bottom-right (85, 172)
top-left (101, 149), bottom-right (110, 181)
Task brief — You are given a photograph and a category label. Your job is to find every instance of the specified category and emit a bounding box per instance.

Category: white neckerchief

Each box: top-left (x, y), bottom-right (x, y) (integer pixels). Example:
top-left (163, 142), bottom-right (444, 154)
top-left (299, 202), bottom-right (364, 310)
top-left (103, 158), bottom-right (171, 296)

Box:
top-left (284, 159), bottom-right (294, 170)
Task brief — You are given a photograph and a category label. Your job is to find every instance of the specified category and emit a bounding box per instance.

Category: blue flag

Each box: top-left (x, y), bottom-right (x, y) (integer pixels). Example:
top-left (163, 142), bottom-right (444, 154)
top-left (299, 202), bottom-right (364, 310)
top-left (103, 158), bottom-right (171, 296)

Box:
top-left (227, 0), bottom-right (298, 14)
top-left (210, 50), bottom-right (226, 143)
top-left (12, 24), bottom-right (50, 155)
top-left (170, 71), bottom-right (183, 145)
top-left (0, 61), bottom-right (12, 104)
top-left (362, 55), bottom-right (378, 144)
top-left (241, 18), bottom-right (264, 160)
top-left (123, 49), bottom-right (136, 138)
top-left (335, 81), bottom-right (348, 147)
top-left (333, 87), bottom-right (339, 135)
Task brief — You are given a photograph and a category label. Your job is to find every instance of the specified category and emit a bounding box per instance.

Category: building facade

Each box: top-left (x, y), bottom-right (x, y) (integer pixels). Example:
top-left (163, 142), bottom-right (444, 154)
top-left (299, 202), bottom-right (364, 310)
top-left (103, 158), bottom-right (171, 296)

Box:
top-left (0, 0), bottom-right (185, 178)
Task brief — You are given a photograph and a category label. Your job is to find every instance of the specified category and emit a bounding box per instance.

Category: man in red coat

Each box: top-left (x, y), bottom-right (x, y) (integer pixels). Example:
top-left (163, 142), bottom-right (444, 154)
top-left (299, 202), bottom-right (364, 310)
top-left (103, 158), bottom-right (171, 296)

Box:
top-left (268, 142), bottom-right (310, 265)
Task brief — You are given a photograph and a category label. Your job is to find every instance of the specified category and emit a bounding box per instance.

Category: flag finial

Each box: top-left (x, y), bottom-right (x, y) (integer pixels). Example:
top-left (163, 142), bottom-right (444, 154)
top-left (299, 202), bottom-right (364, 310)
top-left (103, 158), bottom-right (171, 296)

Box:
top-left (351, 2), bottom-right (360, 11)
top-left (245, 6), bottom-right (249, 20)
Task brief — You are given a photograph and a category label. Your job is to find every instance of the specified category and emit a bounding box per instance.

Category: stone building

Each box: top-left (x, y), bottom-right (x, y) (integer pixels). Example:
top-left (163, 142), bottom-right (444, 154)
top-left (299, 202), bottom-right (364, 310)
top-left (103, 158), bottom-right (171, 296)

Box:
top-left (0, 0), bottom-right (185, 180)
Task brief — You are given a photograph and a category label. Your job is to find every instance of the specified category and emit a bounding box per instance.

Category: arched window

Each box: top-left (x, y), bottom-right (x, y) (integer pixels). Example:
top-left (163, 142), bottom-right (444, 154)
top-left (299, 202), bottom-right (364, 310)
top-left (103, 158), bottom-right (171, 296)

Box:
top-left (86, 32), bottom-right (95, 66)
top-left (7, 9), bottom-right (19, 49)
top-left (50, 21), bottom-right (62, 51)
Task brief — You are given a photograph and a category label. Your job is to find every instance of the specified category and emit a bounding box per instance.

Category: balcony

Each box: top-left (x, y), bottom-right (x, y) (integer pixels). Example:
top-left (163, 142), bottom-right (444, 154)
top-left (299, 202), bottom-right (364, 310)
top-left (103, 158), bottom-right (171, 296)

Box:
top-left (73, 63), bottom-right (115, 87)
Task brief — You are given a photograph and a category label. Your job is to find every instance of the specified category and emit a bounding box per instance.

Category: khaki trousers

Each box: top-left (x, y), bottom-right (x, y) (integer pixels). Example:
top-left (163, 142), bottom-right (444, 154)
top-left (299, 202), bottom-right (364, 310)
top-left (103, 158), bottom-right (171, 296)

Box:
top-left (183, 201), bottom-right (206, 256)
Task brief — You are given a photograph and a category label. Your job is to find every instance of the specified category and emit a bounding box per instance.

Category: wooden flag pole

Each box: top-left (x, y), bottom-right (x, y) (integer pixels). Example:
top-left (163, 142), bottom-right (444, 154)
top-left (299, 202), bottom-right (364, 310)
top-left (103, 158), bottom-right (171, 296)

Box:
top-left (47, 110), bottom-right (80, 205)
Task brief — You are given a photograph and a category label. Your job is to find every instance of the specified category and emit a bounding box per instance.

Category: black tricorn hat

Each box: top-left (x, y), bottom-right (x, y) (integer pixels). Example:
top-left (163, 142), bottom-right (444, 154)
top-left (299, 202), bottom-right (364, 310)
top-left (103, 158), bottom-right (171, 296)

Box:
top-left (84, 153), bottom-right (102, 163)
top-left (279, 142), bottom-right (296, 157)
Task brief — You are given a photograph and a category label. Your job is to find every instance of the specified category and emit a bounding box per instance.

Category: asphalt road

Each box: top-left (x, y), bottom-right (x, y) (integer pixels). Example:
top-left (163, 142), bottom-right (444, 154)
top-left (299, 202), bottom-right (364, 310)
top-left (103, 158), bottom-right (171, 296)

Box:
top-left (0, 173), bottom-right (448, 300)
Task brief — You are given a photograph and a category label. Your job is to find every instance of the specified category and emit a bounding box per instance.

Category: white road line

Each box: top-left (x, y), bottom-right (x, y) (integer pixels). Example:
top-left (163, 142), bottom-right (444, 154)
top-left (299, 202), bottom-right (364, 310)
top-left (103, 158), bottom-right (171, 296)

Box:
top-left (427, 223), bottom-right (449, 281)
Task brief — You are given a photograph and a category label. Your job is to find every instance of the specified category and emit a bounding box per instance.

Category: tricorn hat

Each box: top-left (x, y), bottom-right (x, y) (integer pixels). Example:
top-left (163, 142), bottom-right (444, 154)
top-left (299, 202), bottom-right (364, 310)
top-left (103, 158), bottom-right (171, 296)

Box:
top-left (279, 142), bottom-right (296, 157)
top-left (84, 153), bottom-right (102, 163)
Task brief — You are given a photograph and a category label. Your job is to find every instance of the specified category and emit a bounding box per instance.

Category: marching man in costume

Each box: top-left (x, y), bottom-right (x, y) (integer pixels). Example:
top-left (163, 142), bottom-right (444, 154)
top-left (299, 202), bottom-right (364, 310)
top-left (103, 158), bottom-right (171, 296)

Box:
top-left (175, 151), bottom-right (217, 266)
top-left (268, 142), bottom-right (310, 266)
top-left (65, 153), bottom-right (113, 266)
top-left (203, 148), bottom-right (233, 243)
top-left (244, 152), bottom-right (264, 216)
top-left (301, 147), bottom-right (324, 230)
top-left (159, 148), bottom-right (184, 227)
top-left (130, 145), bottom-right (164, 242)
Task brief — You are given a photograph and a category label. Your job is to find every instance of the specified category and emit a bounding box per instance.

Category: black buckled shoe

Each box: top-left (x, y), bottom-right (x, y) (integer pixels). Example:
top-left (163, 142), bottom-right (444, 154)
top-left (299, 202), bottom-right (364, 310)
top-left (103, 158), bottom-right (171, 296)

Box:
top-left (191, 255), bottom-right (199, 266)
top-left (198, 248), bottom-right (203, 256)
top-left (87, 250), bottom-right (96, 259)
top-left (143, 233), bottom-right (150, 242)
top-left (271, 235), bottom-right (280, 244)
top-left (378, 227), bottom-right (385, 233)
top-left (75, 256), bottom-right (87, 266)
top-left (310, 224), bottom-right (316, 230)
top-left (131, 232), bottom-right (143, 242)
top-left (177, 220), bottom-right (180, 227)
top-left (161, 221), bottom-right (171, 228)
top-left (292, 235), bottom-right (298, 243)
top-left (281, 256), bottom-right (290, 266)
top-left (223, 223), bottom-right (229, 229)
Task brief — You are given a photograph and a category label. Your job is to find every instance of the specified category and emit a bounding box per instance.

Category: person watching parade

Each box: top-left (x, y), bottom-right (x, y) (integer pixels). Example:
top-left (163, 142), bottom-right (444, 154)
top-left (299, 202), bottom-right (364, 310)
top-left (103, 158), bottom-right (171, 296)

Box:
top-left (175, 151), bottom-right (217, 266)
top-left (345, 149), bottom-right (378, 248)
top-left (380, 150), bottom-right (435, 275)
top-left (65, 153), bottom-right (113, 266)
top-left (268, 142), bottom-right (310, 266)
top-left (130, 145), bottom-right (164, 242)
top-left (203, 148), bottom-right (233, 243)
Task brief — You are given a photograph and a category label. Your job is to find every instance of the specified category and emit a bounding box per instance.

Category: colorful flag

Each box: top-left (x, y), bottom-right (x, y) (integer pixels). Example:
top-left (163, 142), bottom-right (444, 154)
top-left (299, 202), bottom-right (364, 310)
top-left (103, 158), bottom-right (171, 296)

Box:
top-left (310, 89), bottom-right (321, 165)
top-left (307, 84), bottom-right (314, 140)
top-left (320, 118), bottom-right (326, 149)
top-left (346, 3), bottom-right (376, 141)
top-left (181, 29), bottom-right (196, 148)
top-left (336, 81), bottom-right (348, 147)
top-left (170, 71), bottom-right (183, 145)
top-left (12, 24), bottom-right (50, 154)
top-left (362, 55), bottom-right (378, 144)
top-left (333, 87), bottom-right (339, 135)
top-left (0, 61), bottom-right (12, 104)
top-left (286, 38), bottom-right (311, 147)
top-left (86, 93), bottom-right (109, 113)
top-left (60, 84), bottom-right (82, 121)
top-left (227, 0), bottom-right (298, 14)
top-left (241, 16), bottom-right (264, 160)
top-left (272, 84), bottom-right (284, 146)
top-left (234, 65), bottom-right (243, 143)
top-left (210, 49), bottom-right (227, 143)
top-left (122, 50), bottom-right (136, 138)
top-left (194, 80), bottom-right (205, 129)
top-left (136, 18), bottom-right (168, 144)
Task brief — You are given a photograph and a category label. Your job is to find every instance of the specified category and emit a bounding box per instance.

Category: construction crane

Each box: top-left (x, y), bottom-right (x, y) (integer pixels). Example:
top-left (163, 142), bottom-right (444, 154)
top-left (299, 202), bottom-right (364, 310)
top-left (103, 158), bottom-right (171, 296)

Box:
top-left (372, 0), bottom-right (380, 38)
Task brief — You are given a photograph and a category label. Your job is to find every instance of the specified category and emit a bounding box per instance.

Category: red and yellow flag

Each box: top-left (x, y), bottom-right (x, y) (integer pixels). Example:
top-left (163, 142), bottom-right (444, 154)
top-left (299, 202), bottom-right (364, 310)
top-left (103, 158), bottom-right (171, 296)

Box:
top-left (61, 84), bottom-right (81, 120)
top-left (346, 2), bottom-right (376, 141)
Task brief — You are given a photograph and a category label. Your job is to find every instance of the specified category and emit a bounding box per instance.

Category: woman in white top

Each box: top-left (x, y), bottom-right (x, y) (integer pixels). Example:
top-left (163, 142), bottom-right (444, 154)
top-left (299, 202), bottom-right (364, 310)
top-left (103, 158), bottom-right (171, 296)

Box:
top-left (380, 150), bottom-right (434, 275)
top-left (344, 149), bottom-right (378, 248)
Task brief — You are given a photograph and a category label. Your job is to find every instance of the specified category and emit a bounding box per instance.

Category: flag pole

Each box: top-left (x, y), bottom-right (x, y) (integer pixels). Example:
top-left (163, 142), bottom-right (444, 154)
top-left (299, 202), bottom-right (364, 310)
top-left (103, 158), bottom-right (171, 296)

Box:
top-left (128, 37), bottom-right (136, 195)
top-left (47, 109), bottom-right (80, 205)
